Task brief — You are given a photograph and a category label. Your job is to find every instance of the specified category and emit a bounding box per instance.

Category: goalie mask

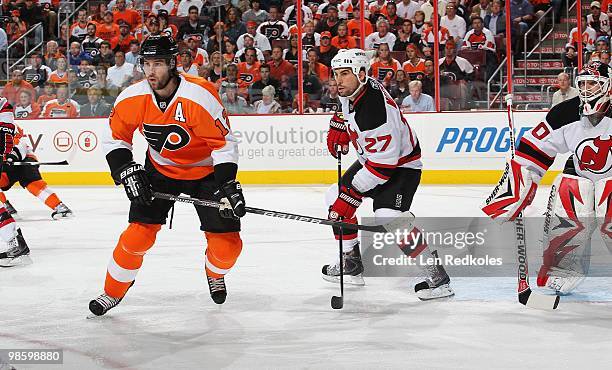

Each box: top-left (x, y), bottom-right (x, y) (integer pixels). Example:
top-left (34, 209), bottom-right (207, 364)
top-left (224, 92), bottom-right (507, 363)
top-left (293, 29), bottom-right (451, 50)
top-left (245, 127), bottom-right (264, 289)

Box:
top-left (575, 61), bottom-right (612, 117)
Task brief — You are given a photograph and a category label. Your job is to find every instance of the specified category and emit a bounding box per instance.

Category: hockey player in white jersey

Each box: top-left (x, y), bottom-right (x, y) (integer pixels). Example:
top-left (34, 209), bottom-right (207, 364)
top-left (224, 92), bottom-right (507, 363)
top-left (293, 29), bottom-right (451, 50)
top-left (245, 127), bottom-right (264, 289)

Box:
top-left (321, 49), bottom-right (454, 300)
top-left (482, 61), bottom-right (612, 294)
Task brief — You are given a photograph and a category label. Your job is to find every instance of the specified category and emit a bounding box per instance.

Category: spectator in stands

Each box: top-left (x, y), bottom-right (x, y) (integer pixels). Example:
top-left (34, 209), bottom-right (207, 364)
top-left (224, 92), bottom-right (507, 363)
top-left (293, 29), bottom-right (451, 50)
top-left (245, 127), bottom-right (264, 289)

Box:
top-left (422, 45), bottom-right (433, 58)
top-left (472, 0), bottom-right (491, 19)
top-left (301, 21), bottom-right (321, 51)
top-left (152, 0), bottom-right (177, 15)
top-left (13, 90), bottom-right (41, 119)
top-left (158, 10), bottom-right (179, 39)
top-left (23, 52), bottom-right (51, 90)
top-left (258, 5), bottom-right (289, 40)
top-left (178, 5), bottom-right (211, 42)
top-left (394, 19), bottom-right (422, 52)
top-left (67, 69), bottom-right (80, 98)
top-left (95, 41), bottom-right (116, 67)
top-left (74, 59), bottom-right (97, 104)
top-left (602, 50), bottom-right (611, 64)
top-left (439, 41), bottom-right (474, 110)
top-left (207, 22), bottom-right (229, 54)
top-left (97, 11), bottom-right (120, 42)
top-left (20, 0), bottom-right (44, 36)
top-left (284, 0), bottom-right (314, 26)
top-left (596, 35), bottom-right (609, 51)
top-left (223, 40), bottom-right (238, 63)
top-left (292, 93), bottom-right (317, 113)
top-left (510, 0), bottom-right (535, 52)
top-left (186, 36), bottom-right (210, 65)
top-left (113, 0), bottom-right (140, 31)
top-left (37, 83), bottom-right (56, 108)
top-left (2, 69), bottom-right (35, 105)
top-left (441, 2), bottom-right (467, 43)
top-left (314, 0), bottom-right (340, 20)
top-left (291, 64), bottom-right (323, 100)
top-left (412, 10), bottom-right (426, 34)
top-left (208, 51), bottom-right (226, 83)
top-left (112, 22), bottom-right (137, 54)
top-left (249, 64), bottom-right (280, 102)
top-left (91, 3), bottom-right (109, 24)
top-left (221, 82), bottom-right (252, 113)
top-left (236, 34), bottom-right (266, 62)
top-left (82, 23), bottom-right (104, 61)
top-left (125, 40), bottom-right (140, 65)
top-left (49, 57), bottom-right (69, 84)
top-left (0, 19), bottom-right (8, 55)
top-left (80, 86), bottom-right (112, 117)
top-left (218, 63), bottom-right (249, 97)
top-left (347, 7), bottom-right (373, 38)
top-left (253, 85), bottom-right (282, 113)
top-left (269, 45), bottom-right (297, 80)
top-left (44, 41), bottom-right (62, 71)
top-left (237, 47), bottom-right (262, 87)
top-left (397, 0), bottom-right (420, 20)
top-left (68, 41), bottom-right (89, 69)
top-left (320, 79), bottom-right (341, 112)
top-left (401, 80), bottom-right (434, 112)
top-left (402, 44), bottom-right (426, 80)
top-left (551, 72), bottom-right (578, 107)
top-left (332, 22), bottom-right (357, 50)
top-left (69, 8), bottom-right (89, 42)
top-left (178, 0), bottom-right (204, 17)
top-left (226, 7), bottom-right (248, 43)
top-left (589, 2), bottom-right (611, 37)
top-left (316, 5), bottom-right (341, 36)
top-left (40, 84), bottom-right (80, 118)
top-left (365, 18), bottom-right (397, 50)
top-left (306, 49), bottom-right (329, 83)
top-left (243, 0), bottom-right (269, 25)
top-left (94, 66), bottom-right (118, 103)
top-left (6, 10), bottom-right (27, 44)
top-left (370, 43), bottom-right (401, 83)
top-left (178, 50), bottom-right (200, 76)
top-left (484, 1), bottom-right (506, 36)
top-left (389, 69), bottom-right (411, 104)
top-left (238, 21), bottom-right (272, 54)
top-left (385, 2), bottom-right (404, 35)
top-left (278, 74), bottom-right (293, 107)
top-left (569, 15), bottom-right (597, 53)
top-left (369, 0), bottom-right (388, 23)
top-left (107, 51), bottom-right (134, 89)
top-left (284, 33), bottom-right (304, 65)
top-left (315, 32), bottom-right (339, 66)
top-left (55, 23), bottom-right (73, 50)
top-left (462, 16), bottom-right (497, 79)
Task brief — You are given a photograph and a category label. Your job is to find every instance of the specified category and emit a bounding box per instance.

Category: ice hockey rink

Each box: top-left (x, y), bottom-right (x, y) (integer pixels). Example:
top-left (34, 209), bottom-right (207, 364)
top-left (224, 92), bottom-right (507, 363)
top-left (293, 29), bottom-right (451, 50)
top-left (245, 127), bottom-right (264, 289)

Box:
top-left (1, 184), bottom-right (612, 370)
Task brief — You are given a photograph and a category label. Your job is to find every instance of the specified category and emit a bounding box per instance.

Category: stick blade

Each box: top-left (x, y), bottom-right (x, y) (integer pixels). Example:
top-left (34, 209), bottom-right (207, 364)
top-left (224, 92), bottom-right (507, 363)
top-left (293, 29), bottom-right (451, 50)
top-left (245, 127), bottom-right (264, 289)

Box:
top-left (519, 289), bottom-right (560, 310)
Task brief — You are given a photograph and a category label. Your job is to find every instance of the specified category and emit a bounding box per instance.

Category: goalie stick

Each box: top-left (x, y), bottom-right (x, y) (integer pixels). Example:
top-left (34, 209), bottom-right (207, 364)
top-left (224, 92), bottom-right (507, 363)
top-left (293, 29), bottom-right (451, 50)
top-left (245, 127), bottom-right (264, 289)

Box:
top-left (7, 160), bottom-right (69, 166)
top-left (153, 192), bottom-right (415, 233)
top-left (506, 95), bottom-right (560, 310)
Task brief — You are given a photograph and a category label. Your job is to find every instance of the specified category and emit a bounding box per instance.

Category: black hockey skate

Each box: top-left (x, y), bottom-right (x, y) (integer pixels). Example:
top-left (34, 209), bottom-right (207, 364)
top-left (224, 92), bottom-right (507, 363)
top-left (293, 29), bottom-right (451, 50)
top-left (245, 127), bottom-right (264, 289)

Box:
top-left (52, 203), bottom-right (73, 220)
top-left (414, 251), bottom-right (454, 300)
top-left (322, 243), bottom-right (365, 286)
top-left (207, 274), bottom-right (227, 304)
top-left (0, 229), bottom-right (32, 267)
top-left (88, 282), bottom-right (134, 316)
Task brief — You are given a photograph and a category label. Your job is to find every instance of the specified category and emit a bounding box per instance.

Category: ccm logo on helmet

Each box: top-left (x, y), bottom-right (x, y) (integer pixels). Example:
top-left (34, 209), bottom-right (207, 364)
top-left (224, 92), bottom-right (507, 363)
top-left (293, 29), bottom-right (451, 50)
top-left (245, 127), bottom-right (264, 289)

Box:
top-left (143, 123), bottom-right (191, 152)
top-left (576, 136), bottom-right (612, 174)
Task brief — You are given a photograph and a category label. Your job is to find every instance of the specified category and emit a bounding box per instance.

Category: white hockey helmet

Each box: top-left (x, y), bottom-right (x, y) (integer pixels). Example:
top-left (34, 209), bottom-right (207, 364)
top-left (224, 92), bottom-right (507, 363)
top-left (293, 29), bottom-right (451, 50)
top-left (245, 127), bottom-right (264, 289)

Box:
top-left (575, 61), bottom-right (612, 116)
top-left (331, 48), bottom-right (373, 77)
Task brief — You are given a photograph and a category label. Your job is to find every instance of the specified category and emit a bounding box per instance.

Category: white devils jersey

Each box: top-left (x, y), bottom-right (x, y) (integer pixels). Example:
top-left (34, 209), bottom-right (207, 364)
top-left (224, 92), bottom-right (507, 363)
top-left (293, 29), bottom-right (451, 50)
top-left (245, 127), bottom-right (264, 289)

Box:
top-left (516, 96), bottom-right (612, 183)
top-left (339, 77), bottom-right (422, 193)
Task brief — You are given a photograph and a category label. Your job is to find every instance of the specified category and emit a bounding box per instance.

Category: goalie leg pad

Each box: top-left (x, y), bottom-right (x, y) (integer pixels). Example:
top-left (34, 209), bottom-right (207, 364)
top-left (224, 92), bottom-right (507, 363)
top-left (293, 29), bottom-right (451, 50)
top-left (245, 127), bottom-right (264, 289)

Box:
top-left (537, 174), bottom-right (596, 294)
top-left (481, 159), bottom-right (540, 222)
top-left (595, 177), bottom-right (612, 253)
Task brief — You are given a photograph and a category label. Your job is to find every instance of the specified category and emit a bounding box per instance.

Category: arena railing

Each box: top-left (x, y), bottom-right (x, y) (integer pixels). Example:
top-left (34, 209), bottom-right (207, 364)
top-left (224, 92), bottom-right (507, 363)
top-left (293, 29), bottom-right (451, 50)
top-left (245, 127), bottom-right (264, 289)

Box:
top-left (4, 22), bottom-right (44, 82)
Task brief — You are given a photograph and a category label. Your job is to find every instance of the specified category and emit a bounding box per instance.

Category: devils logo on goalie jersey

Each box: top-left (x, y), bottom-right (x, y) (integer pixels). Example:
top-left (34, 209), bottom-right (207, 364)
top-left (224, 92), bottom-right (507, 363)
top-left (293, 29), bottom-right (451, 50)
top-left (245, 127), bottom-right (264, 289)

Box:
top-left (576, 136), bottom-right (612, 174)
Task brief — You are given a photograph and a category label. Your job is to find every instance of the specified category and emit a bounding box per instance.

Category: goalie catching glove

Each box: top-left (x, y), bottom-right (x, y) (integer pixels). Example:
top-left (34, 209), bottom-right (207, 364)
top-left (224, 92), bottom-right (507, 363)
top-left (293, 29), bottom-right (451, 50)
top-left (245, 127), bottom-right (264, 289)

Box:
top-left (481, 159), bottom-right (541, 222)
top-left (114, 162), bottom-right (153, 206)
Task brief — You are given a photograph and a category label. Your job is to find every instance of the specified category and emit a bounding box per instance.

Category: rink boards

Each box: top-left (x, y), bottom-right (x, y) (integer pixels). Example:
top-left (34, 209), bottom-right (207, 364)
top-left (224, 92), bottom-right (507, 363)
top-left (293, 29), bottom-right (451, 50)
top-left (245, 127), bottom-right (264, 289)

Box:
top-left (17, 111), bottom-right (567, 185)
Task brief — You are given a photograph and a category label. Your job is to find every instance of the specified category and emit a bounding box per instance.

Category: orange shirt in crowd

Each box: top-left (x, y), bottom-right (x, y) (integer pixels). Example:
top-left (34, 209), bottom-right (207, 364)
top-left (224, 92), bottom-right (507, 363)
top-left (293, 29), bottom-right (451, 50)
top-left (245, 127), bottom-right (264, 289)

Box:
top-left (48, 71), bottom-right (69, 84)
top-left (237, 62), bottom-right (261, 86)
top-left (37, 94), bottom-right (56, 108)
top-left (111, 34), bottom-right (137, 53)
top-left (310, 62), bottom-right (329, 82)
top-left (97, 23), bottom-right (121, 41)
top-left (267, 59), bottom-right (296, 81)
top-left (1, 81), bottom-right (36, 105)
top-left (402, 58), bottom-right (426, 80)
top-left (331, 35), bottom-right (358, 49)
top-left (41, 99), bottom-right (79, 118)
top-left (371, 59), bottom-right (402, 81)
top-left (347, 19), bottom-right (373, 38)
top-left (113, 9), bottom-right (141, 30)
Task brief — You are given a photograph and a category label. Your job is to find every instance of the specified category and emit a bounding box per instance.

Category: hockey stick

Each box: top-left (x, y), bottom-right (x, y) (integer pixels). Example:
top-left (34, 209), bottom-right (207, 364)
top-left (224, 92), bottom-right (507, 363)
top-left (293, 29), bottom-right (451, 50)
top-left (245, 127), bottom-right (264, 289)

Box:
top-left (506, 95), bottom-right (560, 310)
top-left (153, 192), bottom-right (415, 233)
top-left (7, 160), bottom-right (69, 166)
top-left (331, 149), bottom-right (344, 310)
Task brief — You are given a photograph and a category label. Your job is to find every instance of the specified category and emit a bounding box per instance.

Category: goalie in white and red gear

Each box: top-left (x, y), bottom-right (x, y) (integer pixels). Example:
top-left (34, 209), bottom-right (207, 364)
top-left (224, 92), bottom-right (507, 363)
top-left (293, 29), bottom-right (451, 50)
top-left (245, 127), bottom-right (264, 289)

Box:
top-left (483, 61), bottom-right (612, 294)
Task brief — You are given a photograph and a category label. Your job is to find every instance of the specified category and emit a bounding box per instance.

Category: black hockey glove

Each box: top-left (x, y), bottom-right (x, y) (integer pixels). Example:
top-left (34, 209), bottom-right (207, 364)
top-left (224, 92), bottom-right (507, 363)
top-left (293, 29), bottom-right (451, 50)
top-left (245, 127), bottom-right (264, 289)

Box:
top-left (116, 162), bottom-right (153, 206)
top-left (214, 180), bottom-right (246, 219)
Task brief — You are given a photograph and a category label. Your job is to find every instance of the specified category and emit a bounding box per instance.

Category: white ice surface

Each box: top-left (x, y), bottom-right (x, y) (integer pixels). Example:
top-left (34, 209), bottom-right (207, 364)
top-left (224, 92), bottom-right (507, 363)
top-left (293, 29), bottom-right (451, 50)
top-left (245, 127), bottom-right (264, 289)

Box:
top-left (1, 185), bottom-right (612, 369)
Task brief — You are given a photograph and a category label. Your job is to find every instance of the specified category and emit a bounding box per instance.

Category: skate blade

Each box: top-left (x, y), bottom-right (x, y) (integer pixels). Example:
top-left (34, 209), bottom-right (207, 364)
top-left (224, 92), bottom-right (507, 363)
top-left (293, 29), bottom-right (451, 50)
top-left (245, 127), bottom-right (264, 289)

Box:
top-left (416, 284), bottom-right (455, 301)
top-left (52, 213), bottom-right (74, 220)
top-left (0, 255), bottom-right (33, 268)
top-left (322, 273), bottom-right (365, 286)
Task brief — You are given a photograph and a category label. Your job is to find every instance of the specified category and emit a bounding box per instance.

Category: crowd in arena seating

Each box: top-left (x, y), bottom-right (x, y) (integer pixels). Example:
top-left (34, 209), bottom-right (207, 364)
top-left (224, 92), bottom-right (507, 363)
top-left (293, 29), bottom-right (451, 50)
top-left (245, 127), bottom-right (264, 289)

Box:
top-left (0, 0), bottom-right (599, 116)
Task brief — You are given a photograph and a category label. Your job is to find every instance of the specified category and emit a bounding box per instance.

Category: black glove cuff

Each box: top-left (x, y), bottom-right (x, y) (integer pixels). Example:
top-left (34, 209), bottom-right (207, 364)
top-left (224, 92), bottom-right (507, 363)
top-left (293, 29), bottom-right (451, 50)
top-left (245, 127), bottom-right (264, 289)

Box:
top-left (214, 162), bottom-right (238, 187)
top-left (107, 148), bottom-right (134, 184)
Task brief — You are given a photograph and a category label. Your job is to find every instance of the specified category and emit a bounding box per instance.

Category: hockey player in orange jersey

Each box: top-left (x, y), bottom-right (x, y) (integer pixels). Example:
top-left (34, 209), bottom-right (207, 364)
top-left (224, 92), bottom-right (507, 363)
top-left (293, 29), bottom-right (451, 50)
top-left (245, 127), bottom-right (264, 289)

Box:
top-left (89, 35), bottom-right (246, 316)
top-left (0, 125), bottom-right (73, 220)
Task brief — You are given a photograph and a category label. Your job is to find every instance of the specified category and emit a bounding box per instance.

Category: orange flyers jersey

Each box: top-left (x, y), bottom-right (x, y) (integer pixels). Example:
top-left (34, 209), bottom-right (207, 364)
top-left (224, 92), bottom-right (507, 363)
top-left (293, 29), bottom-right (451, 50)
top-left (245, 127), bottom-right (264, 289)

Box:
top-left (423, 26), bottom-right (451, 45)
top-left (402, 58), bottom-right (426, 80)
top-left (237, 62), bottom-right (261, 86)
top-left (96, 23), bottom-right (120, 41)
top-left (41, 99), bottom-right (79, 118)
top-left (370, 59), bottom-right (401, 81)
top-left (193, 48), bottom-right (209, 66)
top-left (102, 74), bottom-right (238, 180)
top-left (48, 71), bottom-right (69, 84)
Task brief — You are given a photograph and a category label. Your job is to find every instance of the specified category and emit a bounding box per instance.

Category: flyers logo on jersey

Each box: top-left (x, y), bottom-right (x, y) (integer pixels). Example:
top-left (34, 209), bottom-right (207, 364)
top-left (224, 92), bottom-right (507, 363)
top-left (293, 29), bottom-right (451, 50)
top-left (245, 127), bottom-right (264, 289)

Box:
top-left (576, 136), bottom-right (612, 174)
top-left (143, 123), bottom-right (191, 153)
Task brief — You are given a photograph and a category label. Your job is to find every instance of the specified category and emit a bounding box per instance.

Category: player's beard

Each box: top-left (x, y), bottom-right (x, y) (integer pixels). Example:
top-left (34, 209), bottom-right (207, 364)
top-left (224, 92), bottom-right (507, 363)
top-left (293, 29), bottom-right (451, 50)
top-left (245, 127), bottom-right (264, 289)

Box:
top-left (148, 72), bottom-right (173, 91)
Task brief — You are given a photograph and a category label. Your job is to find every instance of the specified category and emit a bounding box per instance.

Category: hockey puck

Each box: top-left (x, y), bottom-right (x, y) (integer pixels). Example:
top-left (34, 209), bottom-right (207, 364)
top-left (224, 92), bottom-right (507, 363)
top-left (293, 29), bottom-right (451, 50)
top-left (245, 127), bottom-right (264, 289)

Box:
top-left (331, 296), bottom-right (343, 309)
